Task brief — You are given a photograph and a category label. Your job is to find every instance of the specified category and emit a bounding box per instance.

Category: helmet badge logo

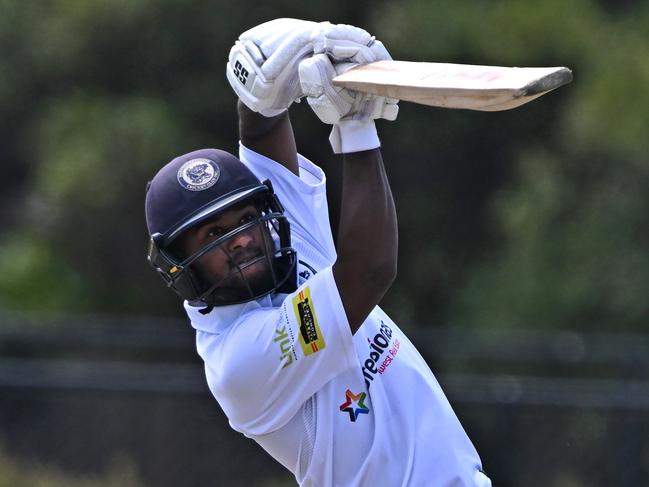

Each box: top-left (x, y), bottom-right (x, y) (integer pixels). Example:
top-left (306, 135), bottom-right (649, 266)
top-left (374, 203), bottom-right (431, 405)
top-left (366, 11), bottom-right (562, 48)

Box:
top-left (177, 158), bottom-right (220, 191)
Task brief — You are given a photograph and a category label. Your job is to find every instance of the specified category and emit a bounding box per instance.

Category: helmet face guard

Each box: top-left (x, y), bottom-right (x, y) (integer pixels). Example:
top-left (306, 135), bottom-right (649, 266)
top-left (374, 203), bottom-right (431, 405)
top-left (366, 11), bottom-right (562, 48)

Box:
top-left (145, 149), bottom-right (297, 307)
top-left (147, 181), bottom-right (296, 306)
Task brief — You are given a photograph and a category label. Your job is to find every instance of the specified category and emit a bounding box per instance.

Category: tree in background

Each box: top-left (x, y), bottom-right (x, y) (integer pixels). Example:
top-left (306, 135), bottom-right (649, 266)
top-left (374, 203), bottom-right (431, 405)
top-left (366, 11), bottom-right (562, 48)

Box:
top-left (0, 0), bottom-right (646, 331)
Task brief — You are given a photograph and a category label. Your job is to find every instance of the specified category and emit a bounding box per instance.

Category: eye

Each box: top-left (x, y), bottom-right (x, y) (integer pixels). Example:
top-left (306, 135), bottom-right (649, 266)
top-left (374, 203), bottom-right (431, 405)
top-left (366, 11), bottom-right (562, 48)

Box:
top-left (239, 212), bottom-right (257, 224)
top-left (206, 226), bottom-right (224, 239)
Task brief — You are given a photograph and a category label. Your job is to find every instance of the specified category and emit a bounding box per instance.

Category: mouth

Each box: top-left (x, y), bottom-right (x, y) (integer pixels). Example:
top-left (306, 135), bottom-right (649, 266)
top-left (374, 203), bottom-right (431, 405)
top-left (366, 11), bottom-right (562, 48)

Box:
top-left (230, 252), bottom-right (265, 270)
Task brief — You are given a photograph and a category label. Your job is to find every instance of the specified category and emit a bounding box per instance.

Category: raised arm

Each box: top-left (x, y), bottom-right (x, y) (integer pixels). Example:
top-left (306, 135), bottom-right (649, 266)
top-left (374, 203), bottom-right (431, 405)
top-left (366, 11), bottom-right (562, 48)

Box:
top-left (333, 148), bottom-right (398, 332)
top-left (226, 19), bottom-right (392, 175)
top-left (226, 19), bottom-right (399, 332)
top-left (299, 52), bottom-right (399, 332)
top-left (238, 101), bottom-right (299, 176)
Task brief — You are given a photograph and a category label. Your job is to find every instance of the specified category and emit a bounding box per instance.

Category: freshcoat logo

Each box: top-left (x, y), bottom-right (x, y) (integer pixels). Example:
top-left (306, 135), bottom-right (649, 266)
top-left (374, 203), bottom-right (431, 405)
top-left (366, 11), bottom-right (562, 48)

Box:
top-left (292, 287), bottom-right (325, 356)
top-left (361, 321), bottom-right (399, 389)
top-left (339, 389), bottom-right (370, 422)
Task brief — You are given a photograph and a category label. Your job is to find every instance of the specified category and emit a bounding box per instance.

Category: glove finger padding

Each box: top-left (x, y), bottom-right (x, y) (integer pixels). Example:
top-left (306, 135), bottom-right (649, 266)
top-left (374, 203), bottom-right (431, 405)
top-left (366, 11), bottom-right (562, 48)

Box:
top-left (299, 55), bottom-right (399, 124)
top-left (239, 19), bottom-right (319, 65)
top-left (320, 33), bottom-right (393, 65)
top-left (227, 18), bottom-right (383, 118)
top-left (299, 54), bottom-right (399, 153)
top-left (227, 42), bottom-right (311, 117)
top-left (299, 55), bottom-right (355, 124)
top-left (227, 19), bottom-right (321, 117)
top-left (346, 92), bottom-right (399, 122)
top-left (313, 24), bottom-right (372, 61)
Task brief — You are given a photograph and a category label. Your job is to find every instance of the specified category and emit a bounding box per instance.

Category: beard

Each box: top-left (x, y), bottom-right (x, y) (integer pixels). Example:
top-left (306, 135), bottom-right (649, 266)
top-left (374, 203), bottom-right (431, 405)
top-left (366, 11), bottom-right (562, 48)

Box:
top-left (196, 236), bottom-right (278, 304)
top-left (222, 254), bottom-right (275, 296)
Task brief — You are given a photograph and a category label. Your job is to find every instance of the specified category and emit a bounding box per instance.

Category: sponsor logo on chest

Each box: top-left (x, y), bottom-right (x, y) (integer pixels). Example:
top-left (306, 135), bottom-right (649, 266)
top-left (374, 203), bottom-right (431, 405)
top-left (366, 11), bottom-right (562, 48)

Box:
top-left (274, 313), bottom-right (297, 369)
top-left (361, 321), bottom-right (401, 390)
top-left (339, 389), bottom-right (370, 422)
top-left (292, 286), bottom-right (326, 356)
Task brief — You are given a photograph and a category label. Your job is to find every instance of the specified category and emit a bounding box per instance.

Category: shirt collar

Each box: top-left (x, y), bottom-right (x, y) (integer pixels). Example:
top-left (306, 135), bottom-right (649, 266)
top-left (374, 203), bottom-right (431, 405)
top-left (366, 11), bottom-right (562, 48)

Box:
top-left (184, 294), bottom-right (276, 334)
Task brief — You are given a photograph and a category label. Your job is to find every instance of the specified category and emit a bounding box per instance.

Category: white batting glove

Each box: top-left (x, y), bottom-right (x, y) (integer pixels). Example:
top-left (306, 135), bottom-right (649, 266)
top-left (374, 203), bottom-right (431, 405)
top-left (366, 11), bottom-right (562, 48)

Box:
top-left (312, 23), bottom-right (391, 65)
top-left (226, 18), bottom-right (387, 117)
top-left (299, 54), bottom-right (398, 153)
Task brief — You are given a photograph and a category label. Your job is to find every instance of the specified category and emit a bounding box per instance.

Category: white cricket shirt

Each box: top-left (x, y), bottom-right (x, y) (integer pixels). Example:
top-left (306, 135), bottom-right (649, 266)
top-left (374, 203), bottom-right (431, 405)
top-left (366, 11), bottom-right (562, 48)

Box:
top-left (184, 144), bottom-right (492, 487)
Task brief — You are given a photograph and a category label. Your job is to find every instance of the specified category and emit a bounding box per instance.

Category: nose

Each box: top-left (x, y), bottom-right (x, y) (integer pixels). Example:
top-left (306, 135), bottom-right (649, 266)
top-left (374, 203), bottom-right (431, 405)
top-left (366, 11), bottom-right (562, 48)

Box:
top-left (226, 228), bottom-right (254, 251)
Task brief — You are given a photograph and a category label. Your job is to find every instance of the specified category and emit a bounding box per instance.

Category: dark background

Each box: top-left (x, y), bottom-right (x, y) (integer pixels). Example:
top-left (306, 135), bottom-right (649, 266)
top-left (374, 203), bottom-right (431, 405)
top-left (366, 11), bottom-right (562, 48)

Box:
top-left (0, 1), bottom-right (647, 486)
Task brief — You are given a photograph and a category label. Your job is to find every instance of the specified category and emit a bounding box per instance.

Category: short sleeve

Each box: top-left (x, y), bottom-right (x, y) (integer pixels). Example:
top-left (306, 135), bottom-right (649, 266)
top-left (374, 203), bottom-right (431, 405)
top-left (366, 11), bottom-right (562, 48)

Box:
top-left (197, 266), bottom-right (358, 436)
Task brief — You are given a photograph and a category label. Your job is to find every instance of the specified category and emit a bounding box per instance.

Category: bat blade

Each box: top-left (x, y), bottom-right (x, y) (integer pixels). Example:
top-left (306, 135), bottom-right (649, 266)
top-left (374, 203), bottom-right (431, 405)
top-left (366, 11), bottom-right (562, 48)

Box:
top-left (332, 61), bottom-right (573, 111)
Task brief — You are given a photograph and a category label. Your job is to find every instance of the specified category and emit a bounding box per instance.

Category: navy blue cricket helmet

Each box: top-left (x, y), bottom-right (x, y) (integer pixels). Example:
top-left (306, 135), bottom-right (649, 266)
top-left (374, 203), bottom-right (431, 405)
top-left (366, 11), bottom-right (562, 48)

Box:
top-left (145, 148), bottom-right (296, 306)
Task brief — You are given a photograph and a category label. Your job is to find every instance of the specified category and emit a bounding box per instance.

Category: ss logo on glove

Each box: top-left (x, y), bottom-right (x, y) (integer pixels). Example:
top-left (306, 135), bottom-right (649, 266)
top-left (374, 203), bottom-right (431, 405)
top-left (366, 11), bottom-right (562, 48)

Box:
top-left (233, 60), bottom-right (249, 85)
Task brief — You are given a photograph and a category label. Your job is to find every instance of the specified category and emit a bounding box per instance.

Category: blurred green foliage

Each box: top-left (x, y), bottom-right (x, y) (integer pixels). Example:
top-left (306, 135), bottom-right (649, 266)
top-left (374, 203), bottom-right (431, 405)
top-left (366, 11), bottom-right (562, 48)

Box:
top-left (0, 448), bottom-right (144, 487)
top-left (0, 0), bottom-right (646, 330)
top-left (377, 0), bottom-right (649, 330)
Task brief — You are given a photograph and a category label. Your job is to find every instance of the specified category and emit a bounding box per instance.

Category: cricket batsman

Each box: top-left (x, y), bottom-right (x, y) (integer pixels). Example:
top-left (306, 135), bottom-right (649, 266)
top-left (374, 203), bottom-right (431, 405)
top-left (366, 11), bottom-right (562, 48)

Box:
top-left (145, 18), bottom-right (492, 486)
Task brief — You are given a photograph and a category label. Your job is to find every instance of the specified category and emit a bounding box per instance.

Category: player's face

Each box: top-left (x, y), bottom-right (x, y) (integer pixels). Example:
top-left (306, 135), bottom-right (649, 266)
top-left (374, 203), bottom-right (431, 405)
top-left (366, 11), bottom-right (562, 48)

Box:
top-left (175, 203), bottom-right (276, 297)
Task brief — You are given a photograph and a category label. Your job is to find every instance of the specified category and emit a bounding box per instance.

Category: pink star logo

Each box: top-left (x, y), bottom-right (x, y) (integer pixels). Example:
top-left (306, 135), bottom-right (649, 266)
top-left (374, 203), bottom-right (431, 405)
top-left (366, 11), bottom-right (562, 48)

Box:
top-left (339, 389), bottom-right (370, 422)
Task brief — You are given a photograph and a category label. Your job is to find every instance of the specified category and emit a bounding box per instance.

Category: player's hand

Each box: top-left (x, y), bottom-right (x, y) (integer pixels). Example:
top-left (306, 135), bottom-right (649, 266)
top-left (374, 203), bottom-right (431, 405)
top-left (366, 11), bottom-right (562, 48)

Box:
top-left (299, 54), bottom-right (399, 153)
top-left (226, 18), bottom-right (385, 117)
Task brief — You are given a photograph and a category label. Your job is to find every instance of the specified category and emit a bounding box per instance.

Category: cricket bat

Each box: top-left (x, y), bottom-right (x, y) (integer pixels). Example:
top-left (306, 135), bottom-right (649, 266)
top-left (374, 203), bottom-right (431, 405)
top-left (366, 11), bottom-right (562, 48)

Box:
top-left (332, 61), bottom-right (573, 111)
